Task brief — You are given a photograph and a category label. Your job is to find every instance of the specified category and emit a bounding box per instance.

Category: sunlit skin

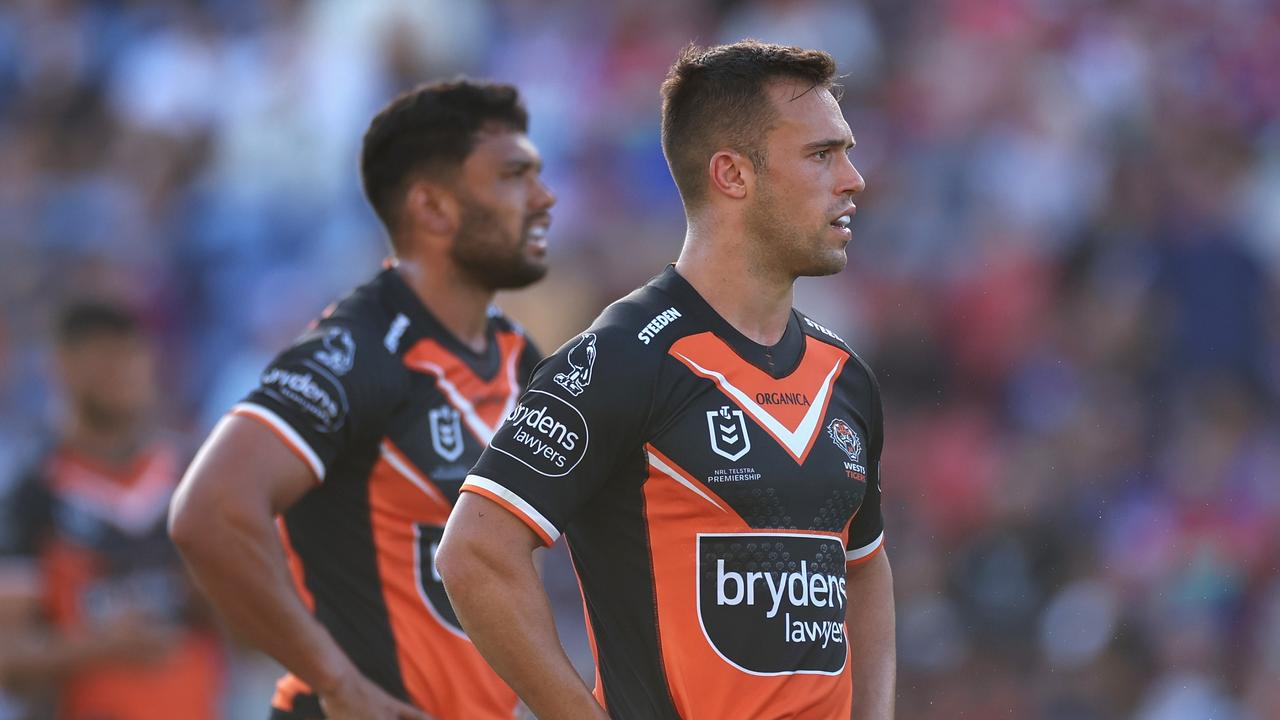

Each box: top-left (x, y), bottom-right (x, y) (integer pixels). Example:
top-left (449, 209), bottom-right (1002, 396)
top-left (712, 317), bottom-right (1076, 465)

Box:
top-left (445, 128), bottom-right (555, 290)
top-left (676, 78), bottom-right (866, 346)
top-left (744, 80), bottom-right (866, 282)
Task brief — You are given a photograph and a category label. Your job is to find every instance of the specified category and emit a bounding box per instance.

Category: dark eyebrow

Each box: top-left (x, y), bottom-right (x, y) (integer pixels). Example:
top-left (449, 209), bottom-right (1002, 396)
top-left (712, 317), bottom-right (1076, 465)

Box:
top-left (803, 137), bottom-right (856, 153)
top-left (501, 158), bottom-right (541, 174)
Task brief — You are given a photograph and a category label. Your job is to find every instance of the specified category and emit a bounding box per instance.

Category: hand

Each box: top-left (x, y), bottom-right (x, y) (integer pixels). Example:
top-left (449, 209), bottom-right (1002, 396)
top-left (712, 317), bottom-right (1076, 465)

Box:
top-left (320, 672), bottom-right (433, 720)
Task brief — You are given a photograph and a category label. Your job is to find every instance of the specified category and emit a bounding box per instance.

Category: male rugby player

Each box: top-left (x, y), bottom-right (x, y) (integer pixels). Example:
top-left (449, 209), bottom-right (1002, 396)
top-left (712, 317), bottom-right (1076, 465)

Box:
top-left (0, 302), bottom-right (222, 720)
top-left (438, 42), bottom-right (895, 719)
top-left (170, 80), bottom-right (554, 720)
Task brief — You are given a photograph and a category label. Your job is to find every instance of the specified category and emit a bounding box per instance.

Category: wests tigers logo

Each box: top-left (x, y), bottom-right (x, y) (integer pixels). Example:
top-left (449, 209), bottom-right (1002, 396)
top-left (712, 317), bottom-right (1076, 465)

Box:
top-left (826, 418), bottom-right (862, 463)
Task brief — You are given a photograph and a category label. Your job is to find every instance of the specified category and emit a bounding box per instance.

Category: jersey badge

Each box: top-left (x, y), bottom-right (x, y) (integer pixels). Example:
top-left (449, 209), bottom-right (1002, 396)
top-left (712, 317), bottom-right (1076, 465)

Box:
top-left (554, 332), bottom-right (597, 397)
top-left (827, 418), bottom-right (867, 481)
top-left (314, 327), bottom-right (356, 375)
top-left (707, 405), bottom-right (752, 461)
top-left (429, 405), bottom-right (465, 462)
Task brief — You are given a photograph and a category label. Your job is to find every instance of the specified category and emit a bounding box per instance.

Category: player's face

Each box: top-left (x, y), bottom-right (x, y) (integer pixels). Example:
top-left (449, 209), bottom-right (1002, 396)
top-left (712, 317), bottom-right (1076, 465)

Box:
top-left (450, 128), bottom-right (555, 290)
top-left (57, 333), bottom-right (156, 431)
top-left (744, 82), bottom-right (865, 278)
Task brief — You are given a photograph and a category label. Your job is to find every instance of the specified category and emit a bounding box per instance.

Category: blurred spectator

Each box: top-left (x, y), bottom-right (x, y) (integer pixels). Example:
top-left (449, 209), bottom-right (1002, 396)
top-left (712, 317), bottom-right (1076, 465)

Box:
top-left (0, 302), bottom-right (222, 719)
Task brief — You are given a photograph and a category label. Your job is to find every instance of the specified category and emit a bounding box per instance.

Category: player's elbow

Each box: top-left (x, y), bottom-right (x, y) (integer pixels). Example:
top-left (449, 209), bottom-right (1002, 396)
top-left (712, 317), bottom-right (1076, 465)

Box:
top-left (435, 521), bottom-right (495, 604)
top-left (167, 478), bottom-right (209, 556)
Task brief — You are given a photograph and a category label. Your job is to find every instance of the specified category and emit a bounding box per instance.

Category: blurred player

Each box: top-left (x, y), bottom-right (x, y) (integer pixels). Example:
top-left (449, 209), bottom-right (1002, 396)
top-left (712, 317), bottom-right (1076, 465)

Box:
top-left (169, 80), bottom-right (553, 720)
top-left (438, 42), bottom-right (895, 719)
top-left (0, 301), bottom-right (222, 720)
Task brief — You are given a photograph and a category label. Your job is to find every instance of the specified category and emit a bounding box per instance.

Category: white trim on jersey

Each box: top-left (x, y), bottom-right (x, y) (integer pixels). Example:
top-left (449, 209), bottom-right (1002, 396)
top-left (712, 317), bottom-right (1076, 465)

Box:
top-left (845, 530), bottom-right (884, 563)
top-left (379, 441), bottom-right (449, 506)
top-left (647, 449), bottom-right (729, 513)
top-left (672, 351), bottom-right (842, 460)
top-left (232, 402), bottom-right (326, 482)
top-left (461, 474), bottom-right (561, 544)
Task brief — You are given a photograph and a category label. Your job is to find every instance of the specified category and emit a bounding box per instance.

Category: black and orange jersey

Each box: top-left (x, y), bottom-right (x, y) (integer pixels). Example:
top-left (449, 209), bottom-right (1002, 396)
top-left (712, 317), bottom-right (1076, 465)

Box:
top-left (233, 267), bottom-right (540, 720)
top-left (3, 439), bottom-right (223, 720)
top-left (464, 266), bottom-right (885, 719)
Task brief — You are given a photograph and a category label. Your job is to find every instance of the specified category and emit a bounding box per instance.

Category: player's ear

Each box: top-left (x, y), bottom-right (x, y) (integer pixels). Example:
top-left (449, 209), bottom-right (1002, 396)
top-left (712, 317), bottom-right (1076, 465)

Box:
top-left (708, 149), bottom-right (753, 201)
top-left (405, 179), bottom-right (460, 236)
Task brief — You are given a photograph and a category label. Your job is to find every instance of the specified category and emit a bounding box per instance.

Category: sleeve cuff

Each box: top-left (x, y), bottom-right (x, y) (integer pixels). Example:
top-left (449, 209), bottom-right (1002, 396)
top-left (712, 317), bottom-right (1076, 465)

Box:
top-left (460, 475), bottom-right (560, 547)
top-left (845, 530), bottom-right (884, 566)
top-left (231, 403), bottom-right (326, 483)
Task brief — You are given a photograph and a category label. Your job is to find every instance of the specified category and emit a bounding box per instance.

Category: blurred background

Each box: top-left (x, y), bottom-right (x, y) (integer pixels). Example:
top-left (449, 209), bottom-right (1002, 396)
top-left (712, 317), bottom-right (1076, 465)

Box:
top-left (1, 0), bottom-right (1278, 718)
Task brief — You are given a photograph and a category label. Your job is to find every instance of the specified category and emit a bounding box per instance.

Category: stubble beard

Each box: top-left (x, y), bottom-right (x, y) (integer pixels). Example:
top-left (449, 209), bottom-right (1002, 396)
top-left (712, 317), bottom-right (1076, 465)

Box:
top-left (745, 178), bottom-right (847, 279)
top-left (450, 198), bottom-right (548, 291)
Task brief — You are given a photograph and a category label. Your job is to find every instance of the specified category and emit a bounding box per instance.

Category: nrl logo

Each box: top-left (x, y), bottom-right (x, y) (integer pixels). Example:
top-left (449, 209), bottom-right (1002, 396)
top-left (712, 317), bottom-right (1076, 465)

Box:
top-left (826, 418), bottom-right (862, 463)
top-left (554, 332), bottom-right (597, 397)
top-left (429, 405), bottom-right (465, 462)
top-left (707, 405), bottom-right (751, 461)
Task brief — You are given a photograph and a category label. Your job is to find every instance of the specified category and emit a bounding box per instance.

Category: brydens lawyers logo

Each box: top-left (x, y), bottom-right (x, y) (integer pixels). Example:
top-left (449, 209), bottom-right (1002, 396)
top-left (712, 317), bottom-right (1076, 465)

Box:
top-left (428, 406), bottom-right (464, 462)
top-left (698, 533), bottom-right (848, 675)
top-left (491, 390), bottom-right (589, 477)
top-left (554, 333), bottom-right (597, 397)
top-left (708, 405), bottom-right (751, 461)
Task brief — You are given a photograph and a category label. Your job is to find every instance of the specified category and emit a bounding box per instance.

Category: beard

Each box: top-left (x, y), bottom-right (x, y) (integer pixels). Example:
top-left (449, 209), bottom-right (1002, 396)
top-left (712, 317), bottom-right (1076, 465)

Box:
top-left (745, 176), bottom-right (847, 278)
top-left (450, 197), bottom-right (549, 290)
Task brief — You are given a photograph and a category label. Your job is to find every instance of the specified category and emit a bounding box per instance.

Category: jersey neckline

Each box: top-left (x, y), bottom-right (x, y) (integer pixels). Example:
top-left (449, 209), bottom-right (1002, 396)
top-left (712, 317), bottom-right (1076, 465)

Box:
top-left (379, 268), bottom-right (504, 381)
top-left (652, 265), bottom-right (806, 379)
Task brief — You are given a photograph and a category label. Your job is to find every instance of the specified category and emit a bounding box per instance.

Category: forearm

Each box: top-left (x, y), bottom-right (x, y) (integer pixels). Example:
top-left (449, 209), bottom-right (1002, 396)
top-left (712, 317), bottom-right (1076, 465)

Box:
top-left (846, 551), bottom-right (895, 720)
top-left (172, 507), bottom-right (355, 695)
top-left (439, 539), bottom-right (603, 719)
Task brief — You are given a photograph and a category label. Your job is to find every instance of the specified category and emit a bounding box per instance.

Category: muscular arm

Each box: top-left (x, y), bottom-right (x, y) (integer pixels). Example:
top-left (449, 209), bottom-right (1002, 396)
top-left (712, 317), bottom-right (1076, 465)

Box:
top-left (436, 493), bottom-right (605, 720)
top-left (169, 416), bottom-right (426, 720)
top-left (168, 415), bottom-right (353, 692)
top-left (846, 551), bottom-right (895, 720)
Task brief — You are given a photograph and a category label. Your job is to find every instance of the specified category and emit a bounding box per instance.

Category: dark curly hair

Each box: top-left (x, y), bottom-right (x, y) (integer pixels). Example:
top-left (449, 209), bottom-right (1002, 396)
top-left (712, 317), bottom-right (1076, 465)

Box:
top-left (360, 79), bottom-right (529, 239)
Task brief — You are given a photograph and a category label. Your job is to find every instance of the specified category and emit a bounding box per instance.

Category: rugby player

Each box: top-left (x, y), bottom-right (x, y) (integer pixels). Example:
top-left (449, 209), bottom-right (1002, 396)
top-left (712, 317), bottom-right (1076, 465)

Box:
top-left (437, 42), bottom-right (895, 719)
top-left (0, 301), bottom-right (222, 720)
top-left (169, 80), bottom-right (554, 720)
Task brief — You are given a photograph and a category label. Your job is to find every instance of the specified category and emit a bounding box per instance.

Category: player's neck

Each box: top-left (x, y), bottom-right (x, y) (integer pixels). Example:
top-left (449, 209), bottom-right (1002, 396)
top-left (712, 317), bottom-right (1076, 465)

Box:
top-left (675, 227), bottom-right (794, 347)
top-left (64, 415), bottom-right (146, 466)
top-left (393, 260), bottom-right (493, 353)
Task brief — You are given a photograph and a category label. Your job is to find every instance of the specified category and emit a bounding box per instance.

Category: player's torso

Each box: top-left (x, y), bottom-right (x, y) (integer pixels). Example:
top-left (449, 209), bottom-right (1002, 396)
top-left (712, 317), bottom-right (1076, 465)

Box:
top-left (37, 442), bottom-right (221, 720)
top-left (276, 274), bottom-right (528, 718)
top-left (569, 280), bottom-right (876, 719)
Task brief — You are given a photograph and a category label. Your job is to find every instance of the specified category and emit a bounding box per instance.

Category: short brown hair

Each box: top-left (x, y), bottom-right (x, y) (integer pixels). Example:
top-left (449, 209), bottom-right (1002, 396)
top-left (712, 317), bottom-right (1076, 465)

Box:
top-left (361, 79), bottom-right (529, 238)
top-left (660, 41), bottom-right (837, 207)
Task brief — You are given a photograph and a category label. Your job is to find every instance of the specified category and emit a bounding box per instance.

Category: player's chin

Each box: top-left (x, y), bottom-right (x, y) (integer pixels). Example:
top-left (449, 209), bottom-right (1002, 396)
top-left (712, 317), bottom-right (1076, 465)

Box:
top-left (797, 248), bottom-right (848, 277)
top-left (492, 258), bottom-right (549, 290)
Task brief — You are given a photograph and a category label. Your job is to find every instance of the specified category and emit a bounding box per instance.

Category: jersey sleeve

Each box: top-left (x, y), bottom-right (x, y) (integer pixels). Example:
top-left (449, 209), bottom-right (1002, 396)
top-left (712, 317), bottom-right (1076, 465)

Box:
top-left (0, 470), bottom-right (52, 599)
top-left (232, 320), bottom-right (405, 483)
top-left (845, 360), bottom-right (885, 566)
top-left (462, 324), bottom-right (654, 546)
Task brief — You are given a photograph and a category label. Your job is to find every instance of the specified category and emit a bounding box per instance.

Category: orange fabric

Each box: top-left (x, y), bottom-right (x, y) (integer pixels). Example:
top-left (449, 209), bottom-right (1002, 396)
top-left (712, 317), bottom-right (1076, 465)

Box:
top-left (277, 518), bottom-right (315, 611)
top-left (641, 448), bottom-right (854, 719)
top-left (402, 331), bottom-right (526, 435)
top-left (272, 672), bottom-right (314, 711)
top-left (59, 631), bottom-right (222, 720)
top-left (668, 333), bottom-right (849, 464)
top-left (366, 457), bottom-right (519, 720)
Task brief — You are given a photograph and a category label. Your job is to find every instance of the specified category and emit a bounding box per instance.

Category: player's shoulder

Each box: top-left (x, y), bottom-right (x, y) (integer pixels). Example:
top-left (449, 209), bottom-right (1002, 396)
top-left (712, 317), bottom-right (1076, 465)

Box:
top-left (589, 271), bottom-right (702, 352)
top-left (267, 272), bottom-right (411, 393)
top-left (794, 310), bottom-right (879, 385)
